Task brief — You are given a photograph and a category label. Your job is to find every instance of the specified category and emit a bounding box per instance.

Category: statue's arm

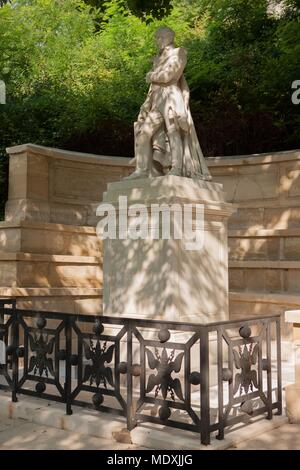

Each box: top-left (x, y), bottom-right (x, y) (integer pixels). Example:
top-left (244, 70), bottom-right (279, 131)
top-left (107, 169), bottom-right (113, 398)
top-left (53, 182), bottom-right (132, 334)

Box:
top-left (149, 48), bottom-right (187, 85)
top-left (180, 75), bottom-right (190, 109)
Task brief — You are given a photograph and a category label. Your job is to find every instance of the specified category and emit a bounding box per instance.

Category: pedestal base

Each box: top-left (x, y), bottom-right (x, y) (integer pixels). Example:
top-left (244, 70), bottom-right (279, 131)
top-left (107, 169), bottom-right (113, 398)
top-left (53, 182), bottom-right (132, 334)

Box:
top-left (286, 384), bottom-right (300, 423)
top-left (103, 175), bottom-right (235, 323)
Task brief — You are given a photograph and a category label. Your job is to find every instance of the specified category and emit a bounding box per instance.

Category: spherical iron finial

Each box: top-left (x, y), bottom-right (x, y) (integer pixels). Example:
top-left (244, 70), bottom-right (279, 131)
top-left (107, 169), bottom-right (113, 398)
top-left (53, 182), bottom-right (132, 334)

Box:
top-left (35, 382), bottom-right (46, 395)
top-left (70, 354), bottom-right (78, 366)
top-left (262, 358), bottom-right (270, 371)
top-left (36, 316), bottom-right (47, 330)
top-left (93, 320), bottom-right (104, 336)
top-left (58, 349), bottom-right (67, 361)
top-left (159, 403), bottom-right (171, 421)
top-left (189, 371), bottom-right (201, 385)
top-left (92, 393), bottom-right (104, 408)
top-left (239, 325), bottom-right (251, 339)
top-left (222, 368), bottom-right (233, 382)
top-left (158, 328), bottom-right (170, 343)
top-left (131, 364), bottom-right (141, 377)
top-left (16, 347), bottom-right (24, 358)
top-left (117, 362), bottom-right (128, 374)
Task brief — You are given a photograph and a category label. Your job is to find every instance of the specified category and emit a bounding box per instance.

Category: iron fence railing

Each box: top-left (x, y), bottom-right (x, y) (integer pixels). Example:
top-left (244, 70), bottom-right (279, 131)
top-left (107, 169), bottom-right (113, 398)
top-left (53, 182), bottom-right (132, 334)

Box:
top-left (0, 299), bottom-right (282, 445)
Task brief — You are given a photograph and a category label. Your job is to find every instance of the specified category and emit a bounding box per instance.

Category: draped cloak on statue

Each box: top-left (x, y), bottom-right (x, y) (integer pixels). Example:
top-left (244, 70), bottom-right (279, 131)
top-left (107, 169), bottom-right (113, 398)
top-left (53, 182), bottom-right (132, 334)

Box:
top-left (132, 46), bottom-right (211, 180)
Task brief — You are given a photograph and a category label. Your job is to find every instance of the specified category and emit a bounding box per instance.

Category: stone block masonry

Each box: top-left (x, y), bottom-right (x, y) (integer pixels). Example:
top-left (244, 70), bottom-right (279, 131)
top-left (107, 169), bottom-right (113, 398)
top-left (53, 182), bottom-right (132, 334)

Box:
top-left (0, 143), bottom-right (300, 332)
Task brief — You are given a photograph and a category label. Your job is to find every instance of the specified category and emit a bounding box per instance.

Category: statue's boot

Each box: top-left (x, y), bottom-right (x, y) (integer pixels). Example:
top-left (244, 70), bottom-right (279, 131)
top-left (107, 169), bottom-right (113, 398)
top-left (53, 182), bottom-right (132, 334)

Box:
top-left (167, 167), bottom-right (182, 176)
top-left (203, 172), bottom-right (213, 181)
top-left (124, 169), bottom-right (150, 180)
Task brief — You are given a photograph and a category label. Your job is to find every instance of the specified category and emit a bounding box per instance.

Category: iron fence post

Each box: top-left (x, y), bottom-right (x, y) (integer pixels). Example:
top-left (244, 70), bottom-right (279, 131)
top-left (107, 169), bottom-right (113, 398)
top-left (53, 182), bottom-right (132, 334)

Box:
top-left (126, 321), bottom-right (135, 431)
top-left (216, 327), bottom-right (224, 440)
top-left (266, 321), bottom-right (273, 420)
top-left (200, 326), bottom-right (210, 445)
top-left (276, 318), bottom-right (282, 415)
top-left (11, 306), bottom-right (19, 403)
top-left (65, 316), bottom-right (72, 415)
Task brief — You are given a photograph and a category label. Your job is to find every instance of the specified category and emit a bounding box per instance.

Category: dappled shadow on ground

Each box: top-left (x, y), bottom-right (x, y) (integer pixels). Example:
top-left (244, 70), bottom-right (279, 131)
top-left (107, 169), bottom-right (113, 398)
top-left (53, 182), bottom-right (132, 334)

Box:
top-left (0, 418), bottom-right (139, 451)
top-left (232, 422), bottom-right (300, 450)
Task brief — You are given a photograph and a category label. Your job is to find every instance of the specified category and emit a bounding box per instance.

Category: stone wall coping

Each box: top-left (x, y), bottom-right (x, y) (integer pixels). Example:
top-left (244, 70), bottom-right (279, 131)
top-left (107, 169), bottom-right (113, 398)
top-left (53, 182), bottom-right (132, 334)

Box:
top-left (0, 220), bottom-right (98, 234)
top-left (6, 143), bottom-right (134, 167)
top-left (0, 287), bottom-right (103, 296)
top-left (285, 310), bottom-right (300, 323)
top-left (2, 221), bottom-right (300, 239)
top-left (0, 287), bottom-right (297, 304)
top-left (206, 149), bottom-right (300, 167)
top-left (229, 228), bottom-right (300, 238)
top-left (230, 291), bottom-right (300, 306)
top-left (229, 260), bottom-right (300, 269)
top-left (6, 143), bottom-right (300, 168)
top-left (0, 251), bottom-right (100, 264)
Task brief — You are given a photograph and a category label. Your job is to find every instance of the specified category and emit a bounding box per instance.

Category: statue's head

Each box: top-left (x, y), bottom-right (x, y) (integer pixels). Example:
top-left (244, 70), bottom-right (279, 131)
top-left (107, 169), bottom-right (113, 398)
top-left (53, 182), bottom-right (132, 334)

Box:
top-left (155, 27), bottom-right (175, 49)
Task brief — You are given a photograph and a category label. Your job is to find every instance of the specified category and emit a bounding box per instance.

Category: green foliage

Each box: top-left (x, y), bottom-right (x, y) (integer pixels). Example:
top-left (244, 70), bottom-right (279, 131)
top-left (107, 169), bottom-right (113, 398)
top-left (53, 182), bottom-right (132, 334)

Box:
top-left (0, 0), bottom-right (299, 218)
top-left (83, 0), bottom-right (172, 20)
top-left (181, 0), bottom-right (300, 154)
top-left (126, 0), bottom-right (172, 20)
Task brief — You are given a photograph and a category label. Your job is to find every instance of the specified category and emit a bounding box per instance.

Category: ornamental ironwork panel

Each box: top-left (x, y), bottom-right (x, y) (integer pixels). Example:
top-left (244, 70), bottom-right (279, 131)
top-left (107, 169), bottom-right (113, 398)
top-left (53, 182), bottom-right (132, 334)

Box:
top-left (0, 300), bottom-right (17, 400)
top-left (16, 311), bottom-right (67, 402)
top-left (132, 325), bottom-right (201, 436)
top-left (210, 318), bottom-right (282, 441)
top-left (0, 300), bottom-right (282, 446)
top-left (68, 315), bottom-right (127, 418)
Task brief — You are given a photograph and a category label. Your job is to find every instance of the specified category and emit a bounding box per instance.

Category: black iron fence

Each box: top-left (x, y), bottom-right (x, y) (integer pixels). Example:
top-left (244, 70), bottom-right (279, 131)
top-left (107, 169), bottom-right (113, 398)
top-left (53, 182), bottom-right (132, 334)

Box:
top-left (0, 299), bottom-right (282, 445)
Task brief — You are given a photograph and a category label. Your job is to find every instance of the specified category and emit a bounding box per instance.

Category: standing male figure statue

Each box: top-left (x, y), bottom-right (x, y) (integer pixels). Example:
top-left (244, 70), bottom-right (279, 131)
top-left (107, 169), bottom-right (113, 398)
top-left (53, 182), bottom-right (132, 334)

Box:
top-left (126, 27), bottom-right (211, 181)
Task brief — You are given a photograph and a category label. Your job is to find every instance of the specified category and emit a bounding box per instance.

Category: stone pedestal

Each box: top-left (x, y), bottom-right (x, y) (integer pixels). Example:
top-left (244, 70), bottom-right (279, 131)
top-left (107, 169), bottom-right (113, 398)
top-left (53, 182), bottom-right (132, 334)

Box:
top-left (285, 310), bottom-right (300, 423)
top-left (103, 176), bottom-right (235, 323)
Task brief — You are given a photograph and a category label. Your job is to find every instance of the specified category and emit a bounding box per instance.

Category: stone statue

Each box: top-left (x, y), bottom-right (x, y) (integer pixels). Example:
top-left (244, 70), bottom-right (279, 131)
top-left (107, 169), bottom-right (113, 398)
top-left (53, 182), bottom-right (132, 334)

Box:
top-left (125, 27), bottom-right (212, 181)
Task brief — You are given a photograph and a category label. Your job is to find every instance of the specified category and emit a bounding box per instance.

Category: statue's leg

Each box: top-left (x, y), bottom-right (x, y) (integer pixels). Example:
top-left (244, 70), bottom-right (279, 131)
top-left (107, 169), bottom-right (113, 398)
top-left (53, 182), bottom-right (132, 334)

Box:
top-left (167, 119), bottom-right (183, 176)
top-left (125, 111), bottom-right (163, 180)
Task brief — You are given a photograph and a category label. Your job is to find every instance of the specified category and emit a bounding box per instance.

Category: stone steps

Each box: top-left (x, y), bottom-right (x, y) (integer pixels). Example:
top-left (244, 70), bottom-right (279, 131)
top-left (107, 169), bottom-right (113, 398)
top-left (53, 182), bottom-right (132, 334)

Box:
top-left (0, 252), bottom-right (102, 288)
top-left (0, 220), bottom-right (101, 256)
top-left (229, 291), bottom-right (300, 341)
top-left (228, 229), bottom-right (300, 319)
top-left (228, 228), bottom-right (300, 261)
top-left (0, 287), bottom-right (102, 314)
top-left (0, 390), bottom-right (288, 450)
top-left (228, 207), bottom-right (300, 232)
top-left (229, 260), bottom-right (300, 294)
top-left (0, 221), bottom-right (103, 314)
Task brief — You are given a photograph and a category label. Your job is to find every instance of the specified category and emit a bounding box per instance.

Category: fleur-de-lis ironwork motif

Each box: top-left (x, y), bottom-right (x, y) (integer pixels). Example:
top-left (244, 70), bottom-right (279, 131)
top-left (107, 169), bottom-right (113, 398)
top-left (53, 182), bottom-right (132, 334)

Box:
top-left (233, 343), bottom-right (258, 395)
top-left (83, 339), bottom-right (114, 388)
top-left (28, 331), bottom-right (55, 377)
top-left (145, 347), bottom-right (184, 401)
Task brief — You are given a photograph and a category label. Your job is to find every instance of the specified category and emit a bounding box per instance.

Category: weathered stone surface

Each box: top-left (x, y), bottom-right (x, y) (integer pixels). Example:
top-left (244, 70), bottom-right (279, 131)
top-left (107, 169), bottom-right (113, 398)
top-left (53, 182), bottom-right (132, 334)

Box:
top-left (103, 175), bottom-right (235, 323)
top-left (0, 287), bottom-right (102, 315)
top-left (5, 144), bottom-right (133, 225)
top-left (2, 144), bottom-right (300, 333)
